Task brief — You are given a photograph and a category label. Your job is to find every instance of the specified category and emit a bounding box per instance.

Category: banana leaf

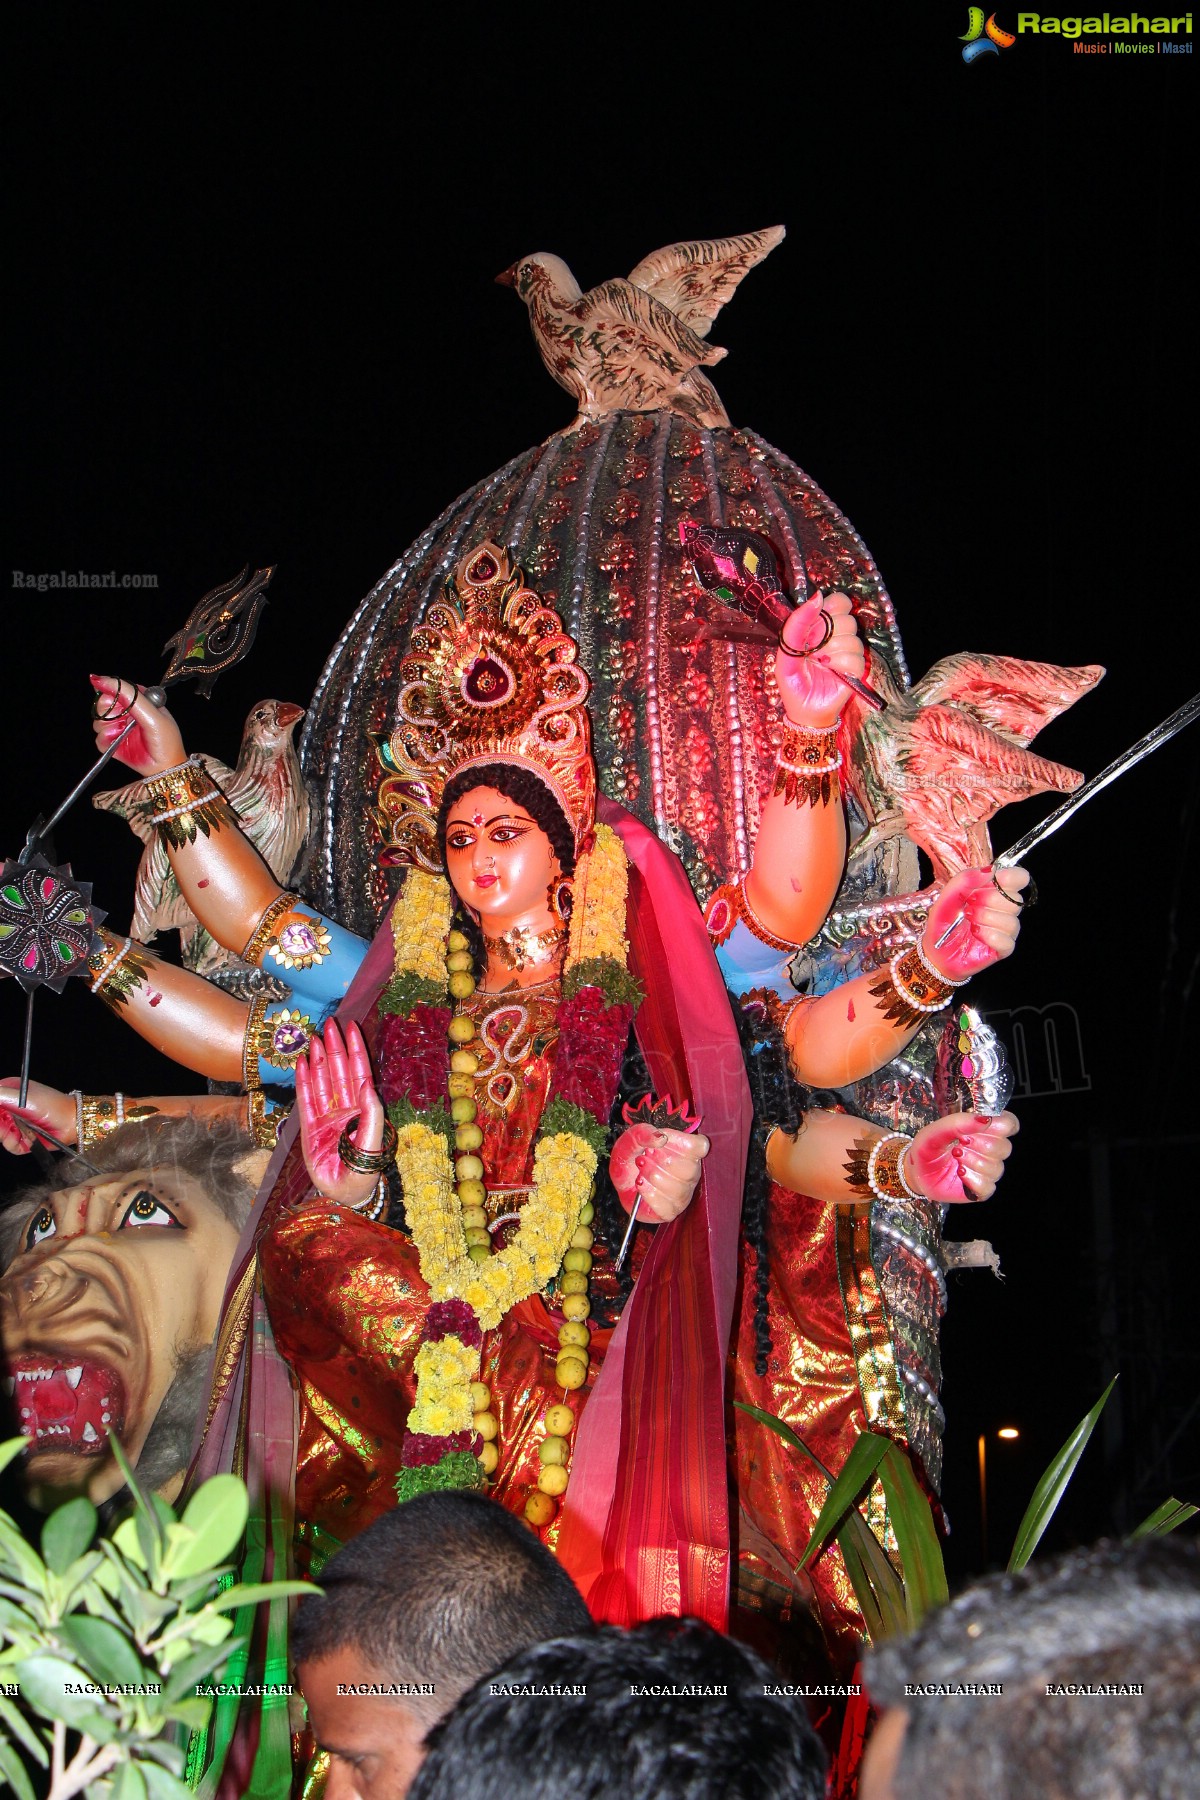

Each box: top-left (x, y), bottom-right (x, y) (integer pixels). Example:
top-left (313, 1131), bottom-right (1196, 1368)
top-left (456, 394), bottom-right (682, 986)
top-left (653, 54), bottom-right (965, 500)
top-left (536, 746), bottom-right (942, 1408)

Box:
top-left (1128, 1497), bottom-right (1199, 1540)
top-left (878, 1443), bottom-right (949, 1625)
top-left (1007, 1376), bottom-right (1116, 1573)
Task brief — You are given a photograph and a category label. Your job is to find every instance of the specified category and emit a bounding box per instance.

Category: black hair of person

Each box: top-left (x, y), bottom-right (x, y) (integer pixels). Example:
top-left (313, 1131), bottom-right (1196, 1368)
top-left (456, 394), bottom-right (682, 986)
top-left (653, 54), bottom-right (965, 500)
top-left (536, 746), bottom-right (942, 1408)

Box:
top-left (864, 1536), bottom-right (1200, 1800)
top-left (407, 1615), bottom-right (827, 1800)
top-left (734, 996), bottom-right (807, 1375)
top-left (291, 1489), bottom-right (591, 1726)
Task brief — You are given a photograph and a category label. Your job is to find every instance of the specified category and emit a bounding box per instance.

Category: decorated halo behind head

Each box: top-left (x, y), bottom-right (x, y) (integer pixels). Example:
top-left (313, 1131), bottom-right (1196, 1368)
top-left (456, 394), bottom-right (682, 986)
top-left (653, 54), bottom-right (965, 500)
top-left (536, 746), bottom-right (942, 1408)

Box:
top-left (375, 544), bottom-right (595, 871)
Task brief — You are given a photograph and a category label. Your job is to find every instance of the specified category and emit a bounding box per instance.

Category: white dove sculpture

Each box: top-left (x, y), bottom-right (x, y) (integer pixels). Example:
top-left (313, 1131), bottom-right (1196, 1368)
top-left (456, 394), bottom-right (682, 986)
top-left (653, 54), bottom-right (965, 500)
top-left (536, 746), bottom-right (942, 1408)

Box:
top-left (93, 698), bottom-right (310, 987)
top-left (497, 227), bottom-right (786, 427)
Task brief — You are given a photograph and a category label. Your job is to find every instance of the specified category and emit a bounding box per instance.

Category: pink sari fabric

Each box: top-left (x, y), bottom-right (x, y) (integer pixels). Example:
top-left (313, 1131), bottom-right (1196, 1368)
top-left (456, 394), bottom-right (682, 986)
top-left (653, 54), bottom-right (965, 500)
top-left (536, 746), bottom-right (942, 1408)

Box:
top-left (556, 800), bottom-right (751, 1628)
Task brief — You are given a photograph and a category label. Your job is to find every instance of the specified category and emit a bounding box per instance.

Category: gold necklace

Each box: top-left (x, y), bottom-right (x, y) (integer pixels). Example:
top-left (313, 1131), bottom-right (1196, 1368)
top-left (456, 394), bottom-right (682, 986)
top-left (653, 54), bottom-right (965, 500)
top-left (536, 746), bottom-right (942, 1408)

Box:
top-left (483, 922), bottom-right (566, 974)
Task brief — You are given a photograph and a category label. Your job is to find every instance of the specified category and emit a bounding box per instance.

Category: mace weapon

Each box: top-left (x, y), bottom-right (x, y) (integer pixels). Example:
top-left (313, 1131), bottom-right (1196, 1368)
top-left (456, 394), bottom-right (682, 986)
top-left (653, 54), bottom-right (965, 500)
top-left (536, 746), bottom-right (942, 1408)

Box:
top-left (933, 689), bottom-right (1200, 950)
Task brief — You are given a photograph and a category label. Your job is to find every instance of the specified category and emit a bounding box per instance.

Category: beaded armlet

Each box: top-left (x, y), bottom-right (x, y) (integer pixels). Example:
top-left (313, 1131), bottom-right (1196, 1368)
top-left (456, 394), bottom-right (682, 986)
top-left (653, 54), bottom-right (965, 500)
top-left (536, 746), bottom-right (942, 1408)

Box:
top-left (844, 1131), bottom-right (922, 1202)
top-left (142, 756), bottom-right (238, 848)
top-left (773, 722), bottom-right (842, 809)
top-left (868, 940), bottom-right (967, 1032)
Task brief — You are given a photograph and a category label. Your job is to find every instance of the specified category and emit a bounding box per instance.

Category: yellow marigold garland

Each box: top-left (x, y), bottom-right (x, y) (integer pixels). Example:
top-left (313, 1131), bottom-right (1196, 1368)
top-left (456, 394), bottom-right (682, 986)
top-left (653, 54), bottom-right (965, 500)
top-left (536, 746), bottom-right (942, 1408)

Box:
top-left (391, 868), bottom-right (453, 983)
top-left (566, 821), bottom-right (629, 969)
top-left (388, 830), bottom-right (632, 1511)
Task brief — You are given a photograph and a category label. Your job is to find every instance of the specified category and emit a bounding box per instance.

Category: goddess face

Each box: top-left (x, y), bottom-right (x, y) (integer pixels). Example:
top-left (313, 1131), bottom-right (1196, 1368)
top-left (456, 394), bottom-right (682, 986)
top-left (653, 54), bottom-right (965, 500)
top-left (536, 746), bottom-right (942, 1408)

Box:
top-left (443, 784), bottom-right (562, 927)
top-left (0, 1166), bottom-right (240, 1502)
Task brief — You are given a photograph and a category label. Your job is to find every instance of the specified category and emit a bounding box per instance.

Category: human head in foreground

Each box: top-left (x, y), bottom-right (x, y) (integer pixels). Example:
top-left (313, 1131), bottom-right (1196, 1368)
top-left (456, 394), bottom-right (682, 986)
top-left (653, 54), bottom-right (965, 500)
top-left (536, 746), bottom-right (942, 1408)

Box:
top-left (405, 1615), bottom-right (826, 1800)
top-left (860, 1536), bottom-right (1200, 1800)
top-left (292, 1489), bottom-right (592, 1799)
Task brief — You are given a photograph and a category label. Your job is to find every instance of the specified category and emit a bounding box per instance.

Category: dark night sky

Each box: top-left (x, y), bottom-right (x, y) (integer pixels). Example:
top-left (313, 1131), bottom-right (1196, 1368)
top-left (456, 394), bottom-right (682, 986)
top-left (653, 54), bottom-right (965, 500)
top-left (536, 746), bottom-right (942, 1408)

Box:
top-left (4, 8), bottom-right (1196, 1575)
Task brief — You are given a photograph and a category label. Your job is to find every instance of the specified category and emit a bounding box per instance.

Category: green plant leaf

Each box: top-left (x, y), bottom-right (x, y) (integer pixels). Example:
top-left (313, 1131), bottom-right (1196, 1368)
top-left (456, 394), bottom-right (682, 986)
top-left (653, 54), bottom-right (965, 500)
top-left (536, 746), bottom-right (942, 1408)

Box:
top-left (834, 1528), bottom-right (885, 1642)
top-left (111, 1516), bottom-right (148, 1572)
top-left (164, 1694), bottom-right (212, 1730)
top-left (41, 1496), bottom-right (98, 1575)
top-left (836, 1510), bottom-right (909, 1640)
top-left (57, 1614), bottom-right (146, 1688)
top-left (734, 1402), bottom-right (840, 1479)
top-left (878, 1443), bottom-right (949, 1626)
top-left (209, 1579), bottom-right (318, 1614)
top-left (0, 1518), bottom-right (50, 1593)
top-left (0, 1690), bottom-right (49, 1765)
top-left (141, 1763), bottom-right (196, 1800)
top-left (797, 1432), bottom-right (892, 1569)
top-left (11, 1652), bottom-right (117, 1734)
top-left (1007, 1377), bottom-right (1117, 1573)
top-left (166, 1476), bottom-right (250, 1581)
top-left (110, 1760), bottom-right (149, 1800)
top-left (161, 1641), bottom-right (242, 1703)
top-left (0, 1736), bottom-right (38, 1800)
top-left (0, 1437), bottom-right (30, 1480)
top-left (1128, 1497), bottom-right (1199, 1540)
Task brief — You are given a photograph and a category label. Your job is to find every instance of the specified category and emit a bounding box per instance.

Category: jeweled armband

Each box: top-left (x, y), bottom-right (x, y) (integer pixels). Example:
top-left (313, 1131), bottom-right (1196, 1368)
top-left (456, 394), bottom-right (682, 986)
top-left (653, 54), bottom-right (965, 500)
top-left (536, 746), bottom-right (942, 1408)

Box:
top-left (773, 722), bottom-right (842, 809)
top-left (705, 879), bottom-right (801, 954)
top-left (246, 1087), bottom-right (288, 1149)
top-left (243, 995), bottom-right (318, 1088)
top-left (844, 1131), bottom-right (922, 1202)
top-left (88, 929), bottom-right (154, 1011)
top-left (867, 943), bottom-right (956, 1032)
top-left (142, 756), bottom-right (238, 849)
top-left (74, 1091), bottom-right (159, 1149)
top-left (241, 894), bottom-right (333, 972)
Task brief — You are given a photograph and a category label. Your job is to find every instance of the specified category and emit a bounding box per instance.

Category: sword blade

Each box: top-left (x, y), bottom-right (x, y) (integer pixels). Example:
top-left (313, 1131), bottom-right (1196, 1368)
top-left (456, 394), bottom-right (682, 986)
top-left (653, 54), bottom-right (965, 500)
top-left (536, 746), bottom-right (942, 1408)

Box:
top-left (995, 689), bottom-right (1200, 869)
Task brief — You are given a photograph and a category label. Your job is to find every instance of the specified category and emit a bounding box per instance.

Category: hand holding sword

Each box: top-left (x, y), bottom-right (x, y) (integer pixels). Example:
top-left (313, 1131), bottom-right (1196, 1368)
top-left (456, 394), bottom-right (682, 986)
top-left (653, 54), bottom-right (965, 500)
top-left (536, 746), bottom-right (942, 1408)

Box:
top-left (930, 689), bottom-right (1200, 952)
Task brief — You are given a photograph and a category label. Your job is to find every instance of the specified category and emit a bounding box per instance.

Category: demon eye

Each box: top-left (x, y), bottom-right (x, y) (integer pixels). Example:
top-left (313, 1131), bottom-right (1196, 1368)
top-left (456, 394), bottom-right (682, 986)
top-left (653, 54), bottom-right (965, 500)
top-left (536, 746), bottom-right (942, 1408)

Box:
top-left (24, 1206), bottom-right (56, 1250)
top-left (118, 1191), bottom-right (182, 1231)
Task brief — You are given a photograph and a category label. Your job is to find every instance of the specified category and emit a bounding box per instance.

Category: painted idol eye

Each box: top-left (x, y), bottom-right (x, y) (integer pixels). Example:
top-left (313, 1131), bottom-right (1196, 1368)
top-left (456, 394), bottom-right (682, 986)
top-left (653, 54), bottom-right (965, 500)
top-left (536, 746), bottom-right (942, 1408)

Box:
top-left (118, 1191), bottom-right (181, 1231)
top-left (24, 1206), bottom-right (56, 1250)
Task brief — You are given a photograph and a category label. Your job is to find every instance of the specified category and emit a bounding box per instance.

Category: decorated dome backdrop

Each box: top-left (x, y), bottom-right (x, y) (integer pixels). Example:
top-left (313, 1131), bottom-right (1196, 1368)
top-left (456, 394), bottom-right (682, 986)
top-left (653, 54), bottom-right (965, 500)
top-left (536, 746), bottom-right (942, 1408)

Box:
top-left (300, 411), bottom-right (908, 935)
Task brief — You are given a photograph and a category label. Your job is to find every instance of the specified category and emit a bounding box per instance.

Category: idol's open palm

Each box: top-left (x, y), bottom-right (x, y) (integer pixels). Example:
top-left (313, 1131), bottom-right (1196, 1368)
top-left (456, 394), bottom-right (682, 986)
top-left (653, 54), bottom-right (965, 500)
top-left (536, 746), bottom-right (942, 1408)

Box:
top-left (296, 1019), bottom-right (387, 1207)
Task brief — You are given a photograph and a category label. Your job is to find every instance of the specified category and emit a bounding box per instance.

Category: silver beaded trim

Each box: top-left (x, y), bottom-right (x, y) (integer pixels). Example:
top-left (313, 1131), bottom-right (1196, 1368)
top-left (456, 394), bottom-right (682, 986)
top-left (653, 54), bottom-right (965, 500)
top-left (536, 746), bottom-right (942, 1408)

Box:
top-left (90, 936), bottom-right (133, 995)
top-left (147, 787), bottom-right (224, 827)
top-left (867, 1131), bottom-right (921, 1201)
top-left (875, 1216), bottom-right (949, 1310)
top-left (913, 934), bottom-right (971, 988)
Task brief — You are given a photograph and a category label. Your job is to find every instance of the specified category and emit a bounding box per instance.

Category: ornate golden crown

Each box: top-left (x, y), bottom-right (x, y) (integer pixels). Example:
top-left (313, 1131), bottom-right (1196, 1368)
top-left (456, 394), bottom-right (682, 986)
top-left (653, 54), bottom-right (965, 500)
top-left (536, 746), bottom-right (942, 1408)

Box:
top-left (375, 543), bottom-right (595, 871)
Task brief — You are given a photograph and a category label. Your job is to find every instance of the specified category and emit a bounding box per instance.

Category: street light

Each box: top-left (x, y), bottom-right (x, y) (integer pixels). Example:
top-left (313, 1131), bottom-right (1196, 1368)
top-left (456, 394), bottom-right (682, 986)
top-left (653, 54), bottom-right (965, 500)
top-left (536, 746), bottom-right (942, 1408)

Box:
top-left (979, 1427), bottom-right (1022, 1565)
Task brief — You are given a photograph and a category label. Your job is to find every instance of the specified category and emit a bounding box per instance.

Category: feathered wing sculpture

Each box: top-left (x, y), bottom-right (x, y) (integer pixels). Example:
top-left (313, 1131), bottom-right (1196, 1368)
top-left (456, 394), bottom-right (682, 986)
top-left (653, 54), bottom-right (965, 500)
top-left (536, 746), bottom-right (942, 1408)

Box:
top-left (93, 699), bottom-right (310, 983)
top-left (498, 227), bottom-right (786, 427)
top-left (847, 653), bottom-right (1105, 878)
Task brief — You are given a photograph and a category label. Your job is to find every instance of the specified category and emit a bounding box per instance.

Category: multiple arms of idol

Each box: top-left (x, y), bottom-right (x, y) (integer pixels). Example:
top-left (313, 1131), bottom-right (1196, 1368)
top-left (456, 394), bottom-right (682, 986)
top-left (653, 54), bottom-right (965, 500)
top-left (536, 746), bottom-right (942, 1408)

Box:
top-left (719, 594), bottom-right (1024, 1207)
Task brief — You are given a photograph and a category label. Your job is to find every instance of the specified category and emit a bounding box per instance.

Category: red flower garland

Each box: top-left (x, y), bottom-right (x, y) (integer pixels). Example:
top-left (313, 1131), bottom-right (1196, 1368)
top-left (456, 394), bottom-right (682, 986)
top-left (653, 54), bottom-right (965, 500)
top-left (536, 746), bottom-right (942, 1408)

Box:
top-left (548, 988), bottom-right (634, 1122)
top-left (376, 1003), bottom-right (453, 1109)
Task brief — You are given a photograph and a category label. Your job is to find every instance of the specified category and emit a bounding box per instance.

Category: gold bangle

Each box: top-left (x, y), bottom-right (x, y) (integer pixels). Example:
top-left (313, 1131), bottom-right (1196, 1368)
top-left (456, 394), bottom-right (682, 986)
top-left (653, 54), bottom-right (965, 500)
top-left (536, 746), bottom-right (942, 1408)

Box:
top-left (773, 723), bottom-right (842, 809)
top-left (75, 1094), bottom-right (157, 1146)
top-left (336, 1118), bottom-right (399, 1174)
top-left (867, 943), bottom-right (955, 1031)
top-left (88, 929), bottom-right (154, 1011)
top-left (142, 756), bottom-right (238, 849)
top-left (844, 1131), bottom-right (919, 1201)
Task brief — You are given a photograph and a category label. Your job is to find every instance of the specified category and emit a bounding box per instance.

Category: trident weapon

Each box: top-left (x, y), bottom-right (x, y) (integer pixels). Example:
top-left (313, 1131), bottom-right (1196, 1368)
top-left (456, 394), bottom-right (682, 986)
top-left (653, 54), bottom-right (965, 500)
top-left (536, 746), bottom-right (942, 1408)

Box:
top-left (1, 566), bottom-right (275, 1143)
top-left (933, 689), bottom-right (1200, 949)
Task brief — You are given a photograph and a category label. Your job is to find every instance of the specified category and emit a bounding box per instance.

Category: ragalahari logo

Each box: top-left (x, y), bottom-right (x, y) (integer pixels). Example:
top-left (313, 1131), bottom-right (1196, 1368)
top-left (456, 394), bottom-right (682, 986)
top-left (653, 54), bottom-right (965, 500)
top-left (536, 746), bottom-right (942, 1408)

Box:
top-left (961, 7), bottom-right (1017, 57)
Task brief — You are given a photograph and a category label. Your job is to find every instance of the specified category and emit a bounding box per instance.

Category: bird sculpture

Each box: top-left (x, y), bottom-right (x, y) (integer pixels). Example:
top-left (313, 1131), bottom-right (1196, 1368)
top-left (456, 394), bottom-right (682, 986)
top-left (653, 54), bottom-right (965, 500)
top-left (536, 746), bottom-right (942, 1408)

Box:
top-left (93, 698), bottom-right (310, 988)
top-left (847, 652), bottom-right (1106, 879)
top-left (497, 227), bottom-right (786, 427)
